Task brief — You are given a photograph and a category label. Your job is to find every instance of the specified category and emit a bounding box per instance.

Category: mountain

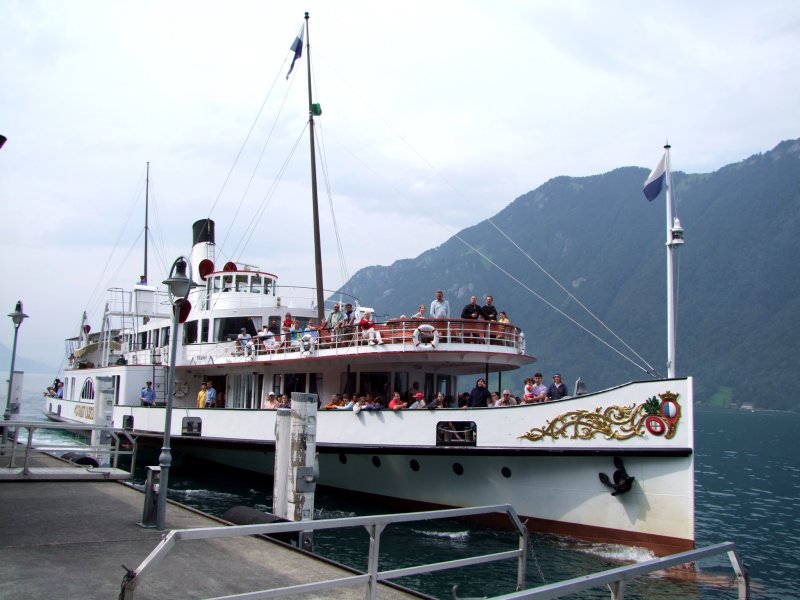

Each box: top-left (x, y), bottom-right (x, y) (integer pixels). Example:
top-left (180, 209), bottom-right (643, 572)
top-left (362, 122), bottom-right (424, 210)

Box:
top-left (342, 138), bottom-right (800, 410)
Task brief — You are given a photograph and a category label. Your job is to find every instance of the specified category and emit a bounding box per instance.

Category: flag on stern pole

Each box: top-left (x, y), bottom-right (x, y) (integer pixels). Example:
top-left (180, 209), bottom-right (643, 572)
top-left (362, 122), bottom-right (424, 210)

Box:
top-left (643, 152), bottom-right (668, 201)
top-left (286, 26), bottom-right (304, 80)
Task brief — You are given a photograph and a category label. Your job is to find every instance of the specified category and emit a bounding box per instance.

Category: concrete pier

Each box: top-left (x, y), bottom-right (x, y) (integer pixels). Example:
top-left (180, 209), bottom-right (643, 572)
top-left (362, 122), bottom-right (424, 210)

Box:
top-left (0, 453), bottom-right (422, 600)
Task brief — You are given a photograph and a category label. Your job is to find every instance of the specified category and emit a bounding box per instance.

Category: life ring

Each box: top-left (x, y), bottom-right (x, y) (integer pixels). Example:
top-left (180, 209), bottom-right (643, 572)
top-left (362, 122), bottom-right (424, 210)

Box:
top-left (173, 379), bottom-right (189, 398)
top-left (301, 334), bottom-right (315, 357)
top-left (412, 324), bottom-right (439, 348)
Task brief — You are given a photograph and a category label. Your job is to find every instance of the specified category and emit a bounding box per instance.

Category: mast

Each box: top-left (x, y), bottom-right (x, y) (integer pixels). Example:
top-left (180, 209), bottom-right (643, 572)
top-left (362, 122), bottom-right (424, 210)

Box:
top-left (304, 12), bottom-right (326, 323)
top-left (664, 144), bottom-right (684, 378)
top-left (143, 162), bottom-right (150, 284)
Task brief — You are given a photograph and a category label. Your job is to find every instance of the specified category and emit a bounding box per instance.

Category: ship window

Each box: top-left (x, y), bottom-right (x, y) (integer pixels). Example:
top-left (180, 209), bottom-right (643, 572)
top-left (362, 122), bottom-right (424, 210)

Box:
top-left (249, 276), bottom-right (262, 293)
top-left (184, 320), bottom-right (198, 344)
top-left (235, 275), bottom-right (248, 291)
top-left (222, 275), bottom-right (234, 291)
top-left (201, 319), bottom-right (210, 343)
top-left (501, 467), bottom-right (512, 478)
top-left (80, 378), bottom-right (95, 400)
top-left (215, 317), bottom-right (257, 341)
top-left (436, 421), bottom-right (476, 447)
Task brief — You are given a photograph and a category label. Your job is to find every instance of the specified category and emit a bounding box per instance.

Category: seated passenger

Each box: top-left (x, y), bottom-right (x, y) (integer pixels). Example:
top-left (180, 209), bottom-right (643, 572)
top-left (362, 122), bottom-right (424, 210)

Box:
top-left (257, 325), bottom-right (276, 351)
top-left (389, 391), bottom-right (408, 411)
top-left (411, 305), bottom-right (426, 318)
top-left (358, 311), bottom-right (384, 345)
top-left (494, 389), bottom-right (517, 407)
top-left (237, 328), bottom-right (254, 356)
top-left (323, 394), bottom-right (343, 409)
top-left (408, 392), bottom-right (427, 409)
top-left (336, 393), bottom-right (354, 410)
top-left (263, 391), bottom-right (278, 409)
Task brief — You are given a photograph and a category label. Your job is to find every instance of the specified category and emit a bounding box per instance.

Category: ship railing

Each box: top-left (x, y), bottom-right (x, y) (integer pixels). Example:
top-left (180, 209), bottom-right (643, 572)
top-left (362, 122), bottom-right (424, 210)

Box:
top-left (491, 541), bottom-right (749, 600)
top-left (176, 318), bottom-right (528, 365)
top-left (0, 421), bottom-right (137, 481)
top-left (120, 504), bottom-right (529, 600)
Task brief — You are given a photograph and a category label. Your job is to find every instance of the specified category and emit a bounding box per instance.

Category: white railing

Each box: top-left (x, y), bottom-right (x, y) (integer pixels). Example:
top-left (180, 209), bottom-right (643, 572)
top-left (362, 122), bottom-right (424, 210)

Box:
top-left (120, 504), bottom-right (528, 600)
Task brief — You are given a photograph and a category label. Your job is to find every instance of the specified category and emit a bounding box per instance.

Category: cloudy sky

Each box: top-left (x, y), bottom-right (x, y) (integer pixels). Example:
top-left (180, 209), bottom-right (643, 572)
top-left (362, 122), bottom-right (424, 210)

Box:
top-left (1, 0), bottom-right (798, 370)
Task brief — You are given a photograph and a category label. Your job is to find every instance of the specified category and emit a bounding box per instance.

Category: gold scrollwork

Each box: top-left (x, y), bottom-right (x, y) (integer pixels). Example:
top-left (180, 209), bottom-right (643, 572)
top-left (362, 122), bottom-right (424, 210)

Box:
top-left (519, 392), bottom-right (680, 442)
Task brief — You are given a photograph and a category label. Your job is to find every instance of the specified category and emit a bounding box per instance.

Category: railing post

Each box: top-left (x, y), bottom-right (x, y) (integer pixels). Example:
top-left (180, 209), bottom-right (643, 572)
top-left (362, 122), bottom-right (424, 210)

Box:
top-left (608, 580), bottom-right (625, 600)
top-left (727, 548), bottom-right (750, 600)
top-left (365, 522), bottom-right (386, 600)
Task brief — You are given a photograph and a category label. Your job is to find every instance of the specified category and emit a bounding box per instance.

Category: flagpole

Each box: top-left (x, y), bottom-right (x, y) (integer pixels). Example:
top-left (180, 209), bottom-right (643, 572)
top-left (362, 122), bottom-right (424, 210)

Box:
top-left (664, 143), bottom-right (676, 378)
top-left (304, 12), bottom-right (325, 323)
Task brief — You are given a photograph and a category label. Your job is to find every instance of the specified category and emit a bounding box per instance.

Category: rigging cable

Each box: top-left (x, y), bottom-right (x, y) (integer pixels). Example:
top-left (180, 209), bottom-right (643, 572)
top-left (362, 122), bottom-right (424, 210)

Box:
top-left (206, 54), bottom-right (293, 240)
top-left (453, 232), bottom-right (659, 377)
top-left (486, 219), bottom-right (661, 377)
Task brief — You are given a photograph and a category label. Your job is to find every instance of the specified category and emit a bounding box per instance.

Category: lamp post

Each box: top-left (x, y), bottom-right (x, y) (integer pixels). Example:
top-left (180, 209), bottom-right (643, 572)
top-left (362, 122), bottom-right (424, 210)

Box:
top-left (155, 257), bottom-right (196, 530)
top-left (3, 301), bottom-right (28, 448)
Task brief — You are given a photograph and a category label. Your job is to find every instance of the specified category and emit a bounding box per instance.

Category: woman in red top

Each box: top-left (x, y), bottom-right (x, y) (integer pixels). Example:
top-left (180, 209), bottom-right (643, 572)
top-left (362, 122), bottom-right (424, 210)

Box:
top-left (358, 310), bottom-right (384, 345)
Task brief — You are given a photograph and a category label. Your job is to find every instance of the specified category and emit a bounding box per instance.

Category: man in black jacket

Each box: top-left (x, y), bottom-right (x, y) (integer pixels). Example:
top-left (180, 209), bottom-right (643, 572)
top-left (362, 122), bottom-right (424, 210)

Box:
top-left (468, 378), bottom-right (491, 407)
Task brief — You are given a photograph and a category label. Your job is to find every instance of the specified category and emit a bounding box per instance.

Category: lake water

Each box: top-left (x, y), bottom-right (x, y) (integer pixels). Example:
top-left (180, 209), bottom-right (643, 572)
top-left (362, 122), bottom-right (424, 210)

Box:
top-left (15, 372), bottom-right (799, 598)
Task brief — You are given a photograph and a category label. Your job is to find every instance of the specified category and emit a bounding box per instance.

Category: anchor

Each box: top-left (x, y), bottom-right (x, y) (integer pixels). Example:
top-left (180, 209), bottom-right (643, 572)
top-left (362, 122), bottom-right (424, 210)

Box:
top-left (599, 456), bottom-right (635, 496)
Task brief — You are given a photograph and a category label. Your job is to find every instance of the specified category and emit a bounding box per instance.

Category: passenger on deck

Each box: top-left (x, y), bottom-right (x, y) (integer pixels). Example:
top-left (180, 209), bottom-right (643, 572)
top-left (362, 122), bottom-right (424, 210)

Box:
top-left (140, 381), bottom-right (156, 407)
top-left (305, 319), bottom-right (320, 342)
top-left (257, 325), bottom-right (275, 351)
top-left (494, 389), bottom-right (517, 407)
top-left (197, 382), bottom-right (207, 408)
top-left (461, 295), bottom-right (482, 320)
top-left (388, 391), bottom-right (408, 411)
top-left (339, 303), bottom-right (356, 343)
top-left (263, 391), bottom-right (278, 409)
top-left (411, 305), bottom-right (426, 318)
top-left (489, 391), bottom-right (500, 406)
top-left (481, 295), bottom-right (498, 321)
top-left (467, 378), bottom-right (491, 408)
top-left (430, 392), bottom-right (446, 409)
top-left (461, 295), bottom-right (482, 342)
top-left (498, 311), bottom-right (510, 324)
top-left (358, 311), bottom-right (384, 345)
top-left (523, 377), bottom-right (536, 402)
top-left (429, 289), bottom-right (450, 319)
top-left (237, 328), bottom-right (254, 356)
top-left (281, 313), bottom-right (295, 346)
top-left (325, 303), bottom-right (344, 343)
top-left (323, 394), bottom-right (342, 409)
top-left (205, 382), bottom-right (216, 408)
top-left (409, 392), bottom-right (426, 409)
top-left (458, 392), bottom-right (470, 407)
top-left (278, 394), bottom-right (291, 408)
top-left (363, 392), bottom-right (383, 410)
top-left (56, 381), bottom-right (64, 399)
top-left (531, 373), bottom-right (548, 403)
top-left (336, 393), bottom-right (354, 410)
top-left (547, 373), bottom-right (568, 401)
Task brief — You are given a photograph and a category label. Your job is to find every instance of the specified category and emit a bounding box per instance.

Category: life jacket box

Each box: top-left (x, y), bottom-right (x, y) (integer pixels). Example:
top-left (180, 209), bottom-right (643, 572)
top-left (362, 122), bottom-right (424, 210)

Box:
top-left (182, 416), bottom-right (202, 436)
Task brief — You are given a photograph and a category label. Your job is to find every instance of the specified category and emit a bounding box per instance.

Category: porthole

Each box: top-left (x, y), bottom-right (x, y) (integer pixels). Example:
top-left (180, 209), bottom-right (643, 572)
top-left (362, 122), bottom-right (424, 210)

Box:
top-left (501, 466), bottom-right (512, 478)
top-left (410, 459), bottom-right (420, 472)
top-left (339, 453), bottom-right (347, 464)
top-left (452, 462), bottom-right (464, 476)
top-left (372, 456), bottom-right (382, 468)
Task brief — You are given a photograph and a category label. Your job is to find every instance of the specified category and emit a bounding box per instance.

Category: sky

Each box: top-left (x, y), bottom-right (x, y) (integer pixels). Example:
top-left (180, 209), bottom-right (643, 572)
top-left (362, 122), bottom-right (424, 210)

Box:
top-left (1, 0), bottom-right (799, 372)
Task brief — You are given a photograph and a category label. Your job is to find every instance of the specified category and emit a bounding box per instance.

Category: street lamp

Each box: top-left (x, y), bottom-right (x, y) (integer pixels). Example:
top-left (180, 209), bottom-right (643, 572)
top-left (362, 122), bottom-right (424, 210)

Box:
top-left (155, 257), bottom-right (196, 530)
top-left (3, 301), bottom-right (28, 447)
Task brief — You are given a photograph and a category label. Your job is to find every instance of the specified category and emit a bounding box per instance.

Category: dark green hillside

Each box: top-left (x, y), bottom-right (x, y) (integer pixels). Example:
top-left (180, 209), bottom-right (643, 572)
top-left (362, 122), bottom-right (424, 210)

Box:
top-left (344, 139), bottom-right (800, 410)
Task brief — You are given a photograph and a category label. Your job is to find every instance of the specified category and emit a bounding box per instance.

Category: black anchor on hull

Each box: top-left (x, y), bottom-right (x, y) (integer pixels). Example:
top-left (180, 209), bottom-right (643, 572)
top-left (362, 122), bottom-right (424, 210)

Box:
top-left (599, 456), bottom-right (635, 496)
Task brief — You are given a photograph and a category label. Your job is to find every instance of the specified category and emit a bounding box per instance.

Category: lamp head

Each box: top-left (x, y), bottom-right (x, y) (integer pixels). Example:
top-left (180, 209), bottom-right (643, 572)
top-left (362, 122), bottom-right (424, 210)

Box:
top-left (8, 300), bottom-right (28, 327)
top-left (163, 257), bottom-right (197, 302)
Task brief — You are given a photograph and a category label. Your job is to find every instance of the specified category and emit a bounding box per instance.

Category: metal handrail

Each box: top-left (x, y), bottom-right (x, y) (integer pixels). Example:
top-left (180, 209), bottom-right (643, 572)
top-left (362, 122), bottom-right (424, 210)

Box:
top-left (489, 541), bottom-right (749, 600)
top-left (120, 504), bottom-right (528, 600)
top-left (0, 421), bottom-right (138, 477)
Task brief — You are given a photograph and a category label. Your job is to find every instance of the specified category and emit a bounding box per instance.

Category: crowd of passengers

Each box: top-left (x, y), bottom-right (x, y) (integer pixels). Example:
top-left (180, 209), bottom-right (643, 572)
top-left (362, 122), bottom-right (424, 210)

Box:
top-left (244, 373), bottom-right (570, 411)
top-left (235, 290), bottom-right (512, 355)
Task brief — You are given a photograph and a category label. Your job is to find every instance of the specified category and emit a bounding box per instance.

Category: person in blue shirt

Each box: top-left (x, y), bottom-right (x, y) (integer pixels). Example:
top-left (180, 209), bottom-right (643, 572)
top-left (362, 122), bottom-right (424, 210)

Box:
top-left (204, 381), bottom-right (217, 408)
top-left (140, 381), bottom-right (156, 407)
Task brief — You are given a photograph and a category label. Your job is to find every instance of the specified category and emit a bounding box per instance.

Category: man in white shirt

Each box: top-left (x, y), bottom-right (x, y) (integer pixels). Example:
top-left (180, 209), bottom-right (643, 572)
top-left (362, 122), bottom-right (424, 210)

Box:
top-left (429, 289), bottom-right (450, 318)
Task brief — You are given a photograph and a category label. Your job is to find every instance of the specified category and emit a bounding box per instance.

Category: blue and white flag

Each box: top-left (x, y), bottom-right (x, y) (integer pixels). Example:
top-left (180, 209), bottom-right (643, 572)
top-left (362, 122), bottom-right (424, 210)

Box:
top-left (643, 152), bottom-right (667, 201)
top-left (286, 26), bottom-right (304, 80)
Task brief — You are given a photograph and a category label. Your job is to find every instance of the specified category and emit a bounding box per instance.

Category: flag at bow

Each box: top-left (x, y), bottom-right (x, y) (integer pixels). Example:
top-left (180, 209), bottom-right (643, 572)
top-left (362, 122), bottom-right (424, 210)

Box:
top-left (643, 152), bottom-right (667, 201)
top-left (286, 26), bottom-right (304, 80)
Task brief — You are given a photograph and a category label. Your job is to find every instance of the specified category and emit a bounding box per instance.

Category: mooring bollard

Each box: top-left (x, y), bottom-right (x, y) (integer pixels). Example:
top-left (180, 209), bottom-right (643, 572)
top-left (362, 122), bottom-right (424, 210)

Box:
top-left (139, 465), bottom-right (161, 528)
